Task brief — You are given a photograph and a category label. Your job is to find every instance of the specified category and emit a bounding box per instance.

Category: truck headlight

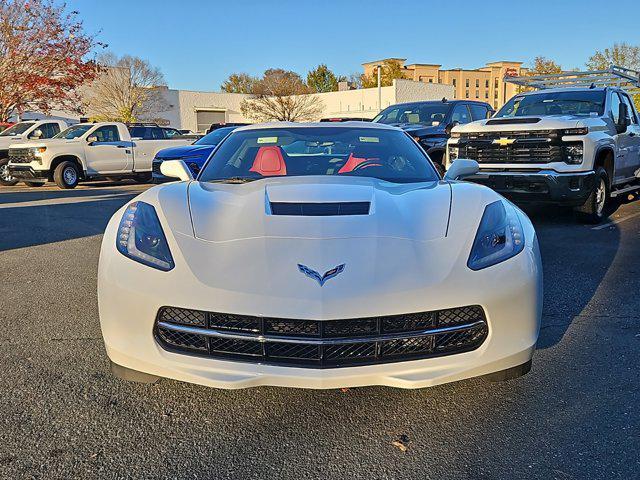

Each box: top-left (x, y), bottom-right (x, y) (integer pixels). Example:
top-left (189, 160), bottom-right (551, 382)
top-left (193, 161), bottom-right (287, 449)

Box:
top-left (564, 143), bottom-right (583, 164)
top-left (468, 201), bottom-right (524, 270)
top-left (116, 202), bottom-right (174, 271)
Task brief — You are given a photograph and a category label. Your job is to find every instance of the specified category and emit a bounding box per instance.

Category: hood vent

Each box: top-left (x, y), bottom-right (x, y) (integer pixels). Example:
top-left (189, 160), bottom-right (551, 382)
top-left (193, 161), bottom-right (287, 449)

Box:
top-left (486, 117), bottom-right (541, 125)
top-left (270, 201), bottom-right (370, 216)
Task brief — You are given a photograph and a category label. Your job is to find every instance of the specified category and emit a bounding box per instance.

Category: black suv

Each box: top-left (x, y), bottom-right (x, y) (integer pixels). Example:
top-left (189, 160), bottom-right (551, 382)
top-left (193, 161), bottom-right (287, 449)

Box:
top-left (373, 99), bottom-right (494, 173)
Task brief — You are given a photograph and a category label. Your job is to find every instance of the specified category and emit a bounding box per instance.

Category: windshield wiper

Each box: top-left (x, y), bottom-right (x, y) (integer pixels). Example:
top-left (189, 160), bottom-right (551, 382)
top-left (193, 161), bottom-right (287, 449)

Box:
top-left (209, 177), bottom-right (257, 184)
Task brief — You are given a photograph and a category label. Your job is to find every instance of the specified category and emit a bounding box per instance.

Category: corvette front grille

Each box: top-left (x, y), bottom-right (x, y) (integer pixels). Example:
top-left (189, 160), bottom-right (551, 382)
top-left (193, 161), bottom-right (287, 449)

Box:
top-left (154, 306), bottom-right (488, 368)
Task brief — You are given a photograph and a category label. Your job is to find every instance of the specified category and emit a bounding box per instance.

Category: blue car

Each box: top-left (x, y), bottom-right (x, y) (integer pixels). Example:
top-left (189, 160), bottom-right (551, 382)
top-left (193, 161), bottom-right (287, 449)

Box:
top-left (152, 126), bottom-right (237, 181)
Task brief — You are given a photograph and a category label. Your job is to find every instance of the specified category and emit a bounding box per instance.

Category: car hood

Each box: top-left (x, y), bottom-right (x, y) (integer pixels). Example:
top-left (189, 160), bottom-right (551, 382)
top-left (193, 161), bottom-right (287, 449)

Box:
top-left (453, 115), bottom-right (606, 133)
top-left (9, 138), bottom-right (80, 149)
top-left (181, 176), bottom-right (452, 242)
top-left (0, 136), bottom-right (26, 148)
top-left (155, 144), bottom-right (211, 159)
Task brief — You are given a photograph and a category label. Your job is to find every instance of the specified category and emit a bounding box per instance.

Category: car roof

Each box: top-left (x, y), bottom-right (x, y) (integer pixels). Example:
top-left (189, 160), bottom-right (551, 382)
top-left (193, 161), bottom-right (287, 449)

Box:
top-left (233, 121), bottom-right (399, 132)
top-left (515, 87), bottom-right (607, 96)
top-left (384, 100), bottom-right (490, 108)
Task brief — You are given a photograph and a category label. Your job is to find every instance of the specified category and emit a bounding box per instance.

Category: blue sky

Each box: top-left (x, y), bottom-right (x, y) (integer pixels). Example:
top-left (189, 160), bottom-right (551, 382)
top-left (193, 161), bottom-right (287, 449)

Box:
top-left (67, 0), bottom-right (640, 92)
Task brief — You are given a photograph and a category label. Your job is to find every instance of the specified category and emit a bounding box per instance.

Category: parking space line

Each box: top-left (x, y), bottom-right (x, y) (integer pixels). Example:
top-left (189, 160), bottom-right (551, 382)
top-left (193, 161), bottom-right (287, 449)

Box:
top-left (0, 193), bottom-right (137, 209)
top-left (592, 211), bottom-right (640, 230)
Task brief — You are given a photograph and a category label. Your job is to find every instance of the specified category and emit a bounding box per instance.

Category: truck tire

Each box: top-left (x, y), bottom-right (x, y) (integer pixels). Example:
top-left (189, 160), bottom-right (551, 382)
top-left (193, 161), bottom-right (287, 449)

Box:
top-left (133, 172), bottom-right (152, 184)
top-left (23, 181), bottom-right (44, 187)
top-left (53, 161), bottom-right (80, 189)
top-left (574, 167), bottom-right (609, 224)
top-left (0, 158), bottom-right (18, 186)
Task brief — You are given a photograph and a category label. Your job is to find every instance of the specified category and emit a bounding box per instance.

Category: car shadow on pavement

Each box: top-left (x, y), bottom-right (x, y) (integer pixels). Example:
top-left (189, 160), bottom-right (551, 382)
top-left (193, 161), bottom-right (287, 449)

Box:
top-left (521, 205), bottom-right (622, 349)
top-left (0, 181), bottom-right (149, 205)
top-left (0, 196), bottom-right (139, 252)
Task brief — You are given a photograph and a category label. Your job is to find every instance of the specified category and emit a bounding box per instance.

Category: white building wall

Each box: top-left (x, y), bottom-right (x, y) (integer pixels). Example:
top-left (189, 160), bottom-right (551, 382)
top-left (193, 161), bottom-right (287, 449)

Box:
top-left (393, 79), bottom-right (453, 104)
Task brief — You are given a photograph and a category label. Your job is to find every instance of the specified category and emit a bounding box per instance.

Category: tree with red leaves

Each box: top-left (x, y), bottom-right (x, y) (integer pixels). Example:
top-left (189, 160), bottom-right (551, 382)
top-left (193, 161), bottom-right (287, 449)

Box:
top-left (0, 0), bottom-right (100, 121)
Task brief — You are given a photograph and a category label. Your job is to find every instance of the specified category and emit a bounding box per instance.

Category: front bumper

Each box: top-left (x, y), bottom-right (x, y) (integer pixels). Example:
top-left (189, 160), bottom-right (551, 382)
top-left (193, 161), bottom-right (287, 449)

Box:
top-left (467, 170), bottom-right (595, 206)
top-left (7, 164), bottom-right (48, 180)
top-left (99, 229), bottom-right (543, 390)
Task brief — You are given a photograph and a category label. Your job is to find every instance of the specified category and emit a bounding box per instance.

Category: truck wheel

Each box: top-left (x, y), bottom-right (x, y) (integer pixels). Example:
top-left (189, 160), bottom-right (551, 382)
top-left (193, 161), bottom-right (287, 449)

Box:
top-left (23, 181), bottom-right (44, 187)
top-left (53, 161), bottom-right (80, 189)
top-left (574, 167), bottom-right (609, 224)
top-left (133, 172), bottom-right (152, 184)
top-left (0, 158), bottom-right (18, 186)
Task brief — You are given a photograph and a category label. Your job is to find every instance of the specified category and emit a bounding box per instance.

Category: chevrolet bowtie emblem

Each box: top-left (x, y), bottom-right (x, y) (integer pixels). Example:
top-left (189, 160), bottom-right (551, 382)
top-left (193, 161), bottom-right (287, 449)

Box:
top-left (493, 137), bottom-right (515, 146)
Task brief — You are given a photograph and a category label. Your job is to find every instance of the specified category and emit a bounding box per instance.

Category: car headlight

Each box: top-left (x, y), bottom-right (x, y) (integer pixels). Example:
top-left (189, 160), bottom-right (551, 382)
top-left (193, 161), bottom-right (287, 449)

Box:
top-left (468, 201), bottom-right (524, 271)
top-left (116, 201), bottom-right (174, 271)
top-left (564, 143), bottom-right (583, 164)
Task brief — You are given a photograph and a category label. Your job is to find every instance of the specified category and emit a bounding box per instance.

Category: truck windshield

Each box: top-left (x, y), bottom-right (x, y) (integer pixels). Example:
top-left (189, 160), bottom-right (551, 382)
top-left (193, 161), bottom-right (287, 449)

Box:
top-left (373, 103), bottom-right (450, 125)
top-left (495, 90), bottom-right (606, 117)
top-left (54, 124), bottom-right (92, 139)
top-left (198, 127), bottom-right (438, 184)
top-left (0, 122), bottom-right (35, 136)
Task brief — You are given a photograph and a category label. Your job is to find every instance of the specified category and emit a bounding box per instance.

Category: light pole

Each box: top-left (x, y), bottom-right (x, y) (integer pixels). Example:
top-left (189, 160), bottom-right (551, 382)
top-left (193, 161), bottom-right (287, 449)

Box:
top-left (377, 64), bottom-right (382, 112)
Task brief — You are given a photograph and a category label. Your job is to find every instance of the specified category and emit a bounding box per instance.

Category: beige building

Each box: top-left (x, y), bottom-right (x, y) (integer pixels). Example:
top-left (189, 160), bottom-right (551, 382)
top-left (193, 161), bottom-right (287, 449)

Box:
top-left (362, 59), bottom-right (528, 109)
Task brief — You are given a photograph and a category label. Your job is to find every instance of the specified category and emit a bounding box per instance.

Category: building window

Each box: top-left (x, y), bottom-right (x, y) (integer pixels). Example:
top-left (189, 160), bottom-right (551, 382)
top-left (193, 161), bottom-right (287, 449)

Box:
top-left (475, 90), bottom-right (479, 98)
top-left (453, 91), bottom-right (456, 98)
top-left (475, 79), bottom-right (479, 87)
top-left (452, 79), bottom-right (457, 87)
top-left (495, 78), bottom-right (498, 89)
top-left (465, 79), bottom-right (469, 87)
top-left (485, 80), bottom-right (489, 88)
top-left (465, 90), bottom-right (469, 98)
top-left (428, 78), bottom-right (433, 83)
top-left (494, 101), bottom-right (498, 109)
top-left (494, 90), bottom-right (498, 99)
top-left (485, 91), bottom-right (489, 99)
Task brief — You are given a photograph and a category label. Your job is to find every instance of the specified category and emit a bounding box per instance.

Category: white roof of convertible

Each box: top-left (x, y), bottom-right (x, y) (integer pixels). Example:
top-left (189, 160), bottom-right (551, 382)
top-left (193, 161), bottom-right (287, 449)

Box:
top-left (233, 121), bottom-right (398, 132)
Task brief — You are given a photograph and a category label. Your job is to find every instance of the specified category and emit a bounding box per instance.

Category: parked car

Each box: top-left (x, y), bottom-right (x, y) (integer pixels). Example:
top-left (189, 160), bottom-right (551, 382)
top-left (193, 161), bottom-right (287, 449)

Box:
top-left (7, 122), bottom-right (191, 189)
top-left (320, 117), bottom-right (372, 122)
top-left (373, 99), bottom-right (494, 174)
top-left (0, 119), bottom-right (68, 186)
top-left (99, 122), bottom-right (542, 390)
top-left (152, 125), bottom-right (237, 181)
top-left (162, 127), bottom-right (184, 138)
top-left (206, 122), bottom-right (249, 134)
top-left (447, 87), bottom-right (640, 223)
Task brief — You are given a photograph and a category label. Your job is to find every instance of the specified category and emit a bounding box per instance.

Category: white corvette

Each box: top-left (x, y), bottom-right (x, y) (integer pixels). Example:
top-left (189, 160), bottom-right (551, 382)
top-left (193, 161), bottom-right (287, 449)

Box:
top-left (98, 122), bottom-right (542, 389)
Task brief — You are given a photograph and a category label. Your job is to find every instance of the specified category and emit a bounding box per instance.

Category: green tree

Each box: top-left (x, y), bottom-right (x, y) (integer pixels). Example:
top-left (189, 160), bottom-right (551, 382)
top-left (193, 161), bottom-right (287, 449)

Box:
top-left (306, 64), bottom-right (338, 93)
top-left (586, 42), bottom-right (640, 71)
top-left (361, 60), bottom-right (406, 88)
top-left (528, 56), bottom-right (562, 75)
top-left (220, 73), bottom-right (257, 93)
top-left (587, 43), bottom-right (640, 109)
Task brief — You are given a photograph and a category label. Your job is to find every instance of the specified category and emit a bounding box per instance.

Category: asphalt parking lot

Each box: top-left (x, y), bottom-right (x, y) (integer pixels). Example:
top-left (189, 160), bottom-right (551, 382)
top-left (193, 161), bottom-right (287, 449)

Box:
top-left (0, 181), bottom-right (638, 480)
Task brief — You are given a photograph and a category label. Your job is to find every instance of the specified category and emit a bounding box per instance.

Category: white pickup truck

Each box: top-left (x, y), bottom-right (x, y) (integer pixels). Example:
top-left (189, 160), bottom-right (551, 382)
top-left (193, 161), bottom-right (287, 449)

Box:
top-left (7, 122), bottom-right (191, 189)
top-left (447, 86), bottom-right (640, 223)
top-left (0, 119), bottom-right (68, 186)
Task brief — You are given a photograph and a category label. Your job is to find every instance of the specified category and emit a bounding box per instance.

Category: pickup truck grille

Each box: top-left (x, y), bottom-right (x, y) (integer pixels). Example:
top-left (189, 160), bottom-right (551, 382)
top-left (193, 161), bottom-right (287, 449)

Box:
top-left (8, 148), bottom-right (35, 164)
top-left (455, 130), bottom-right (564, 164)
top-left (154, 305), bottom-right (489, 368)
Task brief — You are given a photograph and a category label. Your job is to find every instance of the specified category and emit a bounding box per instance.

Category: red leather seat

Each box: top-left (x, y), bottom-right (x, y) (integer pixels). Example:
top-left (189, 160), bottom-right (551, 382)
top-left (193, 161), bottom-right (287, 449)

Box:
top-left (338, 153), bottom-right (380, 173)
top-left (249, 146), bottom-right (287, 176)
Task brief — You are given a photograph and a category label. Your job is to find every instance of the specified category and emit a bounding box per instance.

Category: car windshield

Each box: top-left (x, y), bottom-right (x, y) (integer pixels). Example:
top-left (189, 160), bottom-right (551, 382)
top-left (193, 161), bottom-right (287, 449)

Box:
top-left (54, 124), bottom-right (93, 139)
top-left (495, 90), bottom-right (606, 117)
top-left (194, 127), bottom-right (235, 146)
top-left (373, 103), bottom-right (450, 125)
top-left (198, 127), bottom-right (438, 184)
top-left (0, 122), bottom-right (35, 136)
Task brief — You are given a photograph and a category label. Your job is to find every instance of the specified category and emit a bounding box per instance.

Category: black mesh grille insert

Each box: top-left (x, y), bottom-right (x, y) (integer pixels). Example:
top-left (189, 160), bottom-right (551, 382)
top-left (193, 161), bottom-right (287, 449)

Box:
top-left (154, 306), bottom-right (488, 368)
top-left (270, 202), bottom-right (370, 216)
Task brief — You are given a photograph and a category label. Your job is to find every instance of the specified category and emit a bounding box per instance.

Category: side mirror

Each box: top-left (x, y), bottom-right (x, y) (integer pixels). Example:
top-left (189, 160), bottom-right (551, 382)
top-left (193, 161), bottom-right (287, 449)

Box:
top-left (30, 129), bottom-right (43, 139)
top-left (160, 159), bottom-right (194, 181)
top-left (445, 121), bottom-right (460, 135)
top-left (444, 159), bottom-right (479, 181)
top-left (87, 135), bottom-right (98, 144)
top-left (616, 103), bottom-right (629, 134)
